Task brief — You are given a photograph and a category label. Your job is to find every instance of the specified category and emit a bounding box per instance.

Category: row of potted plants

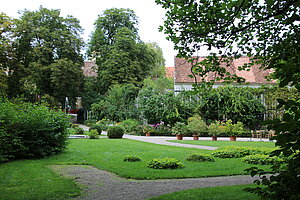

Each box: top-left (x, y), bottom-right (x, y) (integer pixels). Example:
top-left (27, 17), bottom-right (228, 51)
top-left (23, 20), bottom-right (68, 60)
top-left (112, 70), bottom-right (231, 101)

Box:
top-left (142, 116), bottom-right (245, 141)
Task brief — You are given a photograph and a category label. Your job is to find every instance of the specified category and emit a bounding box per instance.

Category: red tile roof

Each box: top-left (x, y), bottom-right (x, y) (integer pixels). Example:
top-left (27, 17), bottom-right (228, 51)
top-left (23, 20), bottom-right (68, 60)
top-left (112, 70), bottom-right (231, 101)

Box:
top-left (175, 56), bottom-right (276, 84)
top-left (165, 67), bottom-right (175, 79)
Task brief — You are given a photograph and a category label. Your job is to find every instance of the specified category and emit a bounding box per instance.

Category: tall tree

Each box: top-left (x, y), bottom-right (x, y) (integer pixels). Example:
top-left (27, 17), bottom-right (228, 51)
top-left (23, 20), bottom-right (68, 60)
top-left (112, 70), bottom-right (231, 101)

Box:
top-left (8, 6), bottom-right (84, 105)
top-left (156, 0), bottom-right (300, 199)
top-left (88, 8), bottom-right (156, 94)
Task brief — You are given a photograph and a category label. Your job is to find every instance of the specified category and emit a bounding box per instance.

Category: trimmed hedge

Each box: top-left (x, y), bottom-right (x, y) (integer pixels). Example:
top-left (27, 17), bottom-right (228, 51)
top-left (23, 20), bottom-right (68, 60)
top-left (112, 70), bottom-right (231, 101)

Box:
top-left (212, 146), bottom-right (275, 158)
top-left (107, 126), bottom-right (124, 139)
top-left (242, 154), bottom-right (283, 165)
top-left (147, 158), bottom-right (185, 169)
top-left (0, 100), bottom-right (70, 162)
top-left (88, 130), bottom-right (99, 139)
top-left (123, 155), bottom-right (142, 162)
top-left (186, 153), bottom-right (215, 162)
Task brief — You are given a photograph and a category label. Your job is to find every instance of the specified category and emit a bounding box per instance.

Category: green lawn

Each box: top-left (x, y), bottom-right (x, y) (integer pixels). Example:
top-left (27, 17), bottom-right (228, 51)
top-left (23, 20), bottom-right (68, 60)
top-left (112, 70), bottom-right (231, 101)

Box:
top-left (168, 140), bottom-right (276, 148)
top-left (149, 184), bottom-right (261, 200)
top-left (0, 138), bottom-right (271, 200)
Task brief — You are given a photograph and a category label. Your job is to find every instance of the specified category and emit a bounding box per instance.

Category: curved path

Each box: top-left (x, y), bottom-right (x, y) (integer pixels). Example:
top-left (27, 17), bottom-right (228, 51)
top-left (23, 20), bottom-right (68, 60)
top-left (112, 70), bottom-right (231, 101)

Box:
top-left (53, 165), bottom-right (260, 200)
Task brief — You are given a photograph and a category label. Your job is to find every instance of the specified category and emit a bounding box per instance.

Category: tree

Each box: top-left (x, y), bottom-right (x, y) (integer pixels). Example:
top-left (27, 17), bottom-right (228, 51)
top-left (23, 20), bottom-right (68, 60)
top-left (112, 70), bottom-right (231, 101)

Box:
top-left (88, 8), bottom-right (156, 94)
top-left (156, 0), bottom-right (300, 199)
top-left (0, 13), bottom-right (14, 72)
top-left (7, 7), bottom-right (84, 106)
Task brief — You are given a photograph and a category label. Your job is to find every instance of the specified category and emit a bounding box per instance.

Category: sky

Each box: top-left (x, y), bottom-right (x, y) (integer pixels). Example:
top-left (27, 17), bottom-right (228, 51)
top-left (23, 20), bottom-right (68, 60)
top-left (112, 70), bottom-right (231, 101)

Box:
top-left (1, 0), bottom-right (176, 67)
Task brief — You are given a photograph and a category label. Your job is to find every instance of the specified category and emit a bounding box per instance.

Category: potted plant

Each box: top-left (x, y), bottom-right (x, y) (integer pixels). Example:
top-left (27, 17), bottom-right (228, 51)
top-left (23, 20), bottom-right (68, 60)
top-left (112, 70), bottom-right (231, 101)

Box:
top-left (224, 120), bottom-right (244, 141)
top-left (187, 115), bottom-right (207, 140)
top-left (172, 122), bottom-right (188, 140)
top-left (208, 121), bottom-right (225, 141)
top-left (142, 124), bottom-right (155, 136)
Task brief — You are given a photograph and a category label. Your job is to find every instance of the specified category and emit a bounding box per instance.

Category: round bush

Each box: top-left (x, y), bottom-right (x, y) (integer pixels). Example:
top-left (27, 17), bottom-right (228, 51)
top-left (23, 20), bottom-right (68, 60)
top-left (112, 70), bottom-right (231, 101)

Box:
top-left (88, 130), bottom-right (99, 139)
top-left (186, 153), bottom-right (215, 162)
top-left (0, 100), bottom-right (69, 162)
top-left (89, 124), bottom-right (103, 134)
top-left (123, 155), bottom-right (142, 162)
top-left (147, 158), bottom-right (185, 169)
top-left (107, 126), bottom-right (124, 139)
top-left (74, 127), bottom-right (84, 134)
top-left (242, 154), bottom-right (283, 165)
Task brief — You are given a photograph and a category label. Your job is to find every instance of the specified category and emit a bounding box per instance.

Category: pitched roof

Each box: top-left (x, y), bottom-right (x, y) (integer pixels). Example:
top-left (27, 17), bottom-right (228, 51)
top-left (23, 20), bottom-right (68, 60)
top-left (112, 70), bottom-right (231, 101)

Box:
top-left (165, 67), bottom-right (175, 79)
top-left (174, 56), bottom-right (276, 84)
top-left (82, 61), bottom-right (97, 77)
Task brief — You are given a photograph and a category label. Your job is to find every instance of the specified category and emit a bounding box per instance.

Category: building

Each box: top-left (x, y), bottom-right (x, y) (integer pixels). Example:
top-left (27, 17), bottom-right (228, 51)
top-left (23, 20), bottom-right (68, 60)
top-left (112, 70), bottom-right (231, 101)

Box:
top-left (174, 56), bottom-right (276, 93)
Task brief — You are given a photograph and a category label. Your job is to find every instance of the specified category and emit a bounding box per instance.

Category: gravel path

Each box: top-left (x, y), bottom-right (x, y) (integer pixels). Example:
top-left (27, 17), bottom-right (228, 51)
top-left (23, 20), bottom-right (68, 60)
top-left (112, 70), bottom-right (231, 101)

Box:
top-left (52, 165), bottom-right (259, 200)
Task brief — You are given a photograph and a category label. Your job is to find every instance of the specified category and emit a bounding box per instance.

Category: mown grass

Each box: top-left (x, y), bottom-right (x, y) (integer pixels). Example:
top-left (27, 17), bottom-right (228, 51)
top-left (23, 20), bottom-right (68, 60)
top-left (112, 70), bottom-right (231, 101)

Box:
top-left (149, 184), bottom-right (261, 200)
top-left (168, 140), bottom-right (276, 148)
top-left (0, 138), bottom-right (271, 200)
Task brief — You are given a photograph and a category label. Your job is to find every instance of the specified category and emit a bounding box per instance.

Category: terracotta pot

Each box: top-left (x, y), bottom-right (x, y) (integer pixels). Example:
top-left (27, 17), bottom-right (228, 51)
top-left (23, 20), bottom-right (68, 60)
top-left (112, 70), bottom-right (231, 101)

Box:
top-left (193, 135), bottom-right (199, 140)
top-left (212, 136), bottom-right (217, 141)
top-left (230, 136), bottom-right (236, 141)
top-left (176, 134), bottom-right (183, 140)
top-left (145, 133), bottom-right (151, 137)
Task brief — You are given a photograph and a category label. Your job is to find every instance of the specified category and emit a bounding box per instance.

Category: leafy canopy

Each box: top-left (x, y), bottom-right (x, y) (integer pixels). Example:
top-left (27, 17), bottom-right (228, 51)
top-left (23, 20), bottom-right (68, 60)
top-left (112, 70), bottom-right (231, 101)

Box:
top-left (156, 0), bottom-right (300, 199)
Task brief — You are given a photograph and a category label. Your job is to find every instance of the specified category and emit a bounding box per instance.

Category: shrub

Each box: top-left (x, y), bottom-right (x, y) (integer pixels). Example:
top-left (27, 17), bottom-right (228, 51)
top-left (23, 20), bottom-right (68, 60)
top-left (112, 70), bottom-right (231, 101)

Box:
top-left (208, 121), bottom-right (226, 136)
top-left (88, 130), bottom-right (99, 139)
top-left (242, 154), bottom-right (283, 165)
top-left (74, 127), bottom-right (84, 134)
top-left (96, 118), bottom-right (114, 131)
top-left (187, 115), bottom-right (207, 136)
top-left (224, 120), bottom-right (244, 136)
top-left (212, 146), bottom-right (275, 158)
top-left (171, 122), bottom-right (188, 136)
top-left (71, 124), bottom-right (79, 128)
top-left (186, 153), bottom-right (215, 162)
top-left (147, 158), bottom-right (185, 169)
top-left (118, 119), bottom-right (142, 134)
top-left (123, 155), bottom-right (142, 162)
top-left (0, 100), bottom-right (69, 162)
top-left (107, 126), bottom-right (124, 139)
top-left (89, 124), bottom-right (103, 134)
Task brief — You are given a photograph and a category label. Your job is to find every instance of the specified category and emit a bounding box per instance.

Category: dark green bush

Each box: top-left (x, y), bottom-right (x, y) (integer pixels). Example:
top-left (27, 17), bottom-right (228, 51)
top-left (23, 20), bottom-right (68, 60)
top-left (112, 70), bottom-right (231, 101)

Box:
top-left (123, 155), bottom-right (142, 162)
top-left (89, 124), bottom-right (103, 134)
top-left (186, 153), bottom-right (215, 162)
top-left (147, 158), bottom-right (185, 169)
top-left (242, 154), bottom-right (283, 165)
top-left (74, 127), bottom-right (84, 134)
top-left (212, 146), bottom-right (275, 158)
top-left (88, 130), bottom-right (99, 139)
top-left (0, 100), bottom-right (69, 162)
top-left (107, 126), bottom-right (124, 139)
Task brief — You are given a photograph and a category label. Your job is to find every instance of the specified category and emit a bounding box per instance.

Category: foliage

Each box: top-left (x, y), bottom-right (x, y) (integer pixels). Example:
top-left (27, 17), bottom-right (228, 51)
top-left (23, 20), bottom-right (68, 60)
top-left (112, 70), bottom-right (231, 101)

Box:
top-left (118, 119), bottom-right (142, 134)
top-left (89, 124), bottom-right (103, 134)
top-left (0, 100), bottom-right (69, 162)
top-left (242, 154), bottom-right (283, 165)
top-left (107, 126), bottom-right (124, 139)
top-left (147, 158), bottom-right (185, 169)
top-left (137, 87), bottom-right (191, 125)
top-left (88, 8), bottom-right (157, 94)
top-left (187, 115), bottom-right (207, 135)
top-left (224, 120), bottom-right (245, 136)
top-left (74, 127), bottom-right (84, 135)
top-left (156, 0), bottom-right (300, 198)
top-left (91, 83), bottom-right (140, 122)
top-left (142, 124), bottom-right (155, 134)
top-left (7, 7), bottom-right (84, 105)
top-left (212, 146), bottom-right (275, 159)
top-left (186, 153), bottom-right (215, 162)
top-left (71, 124), bottom-right (79, 128)
top-left (208, 121), bottom-right (225, 136)
top-left (123, 155), bottom-right (142, 162)
top-left (171, 122), bottom-right (188, 136)
top-left (179, 86), bottom-right (265, 128)
top-left (88, 130), bottom-right (99, 139)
